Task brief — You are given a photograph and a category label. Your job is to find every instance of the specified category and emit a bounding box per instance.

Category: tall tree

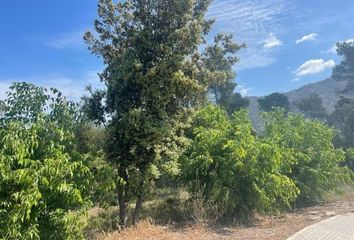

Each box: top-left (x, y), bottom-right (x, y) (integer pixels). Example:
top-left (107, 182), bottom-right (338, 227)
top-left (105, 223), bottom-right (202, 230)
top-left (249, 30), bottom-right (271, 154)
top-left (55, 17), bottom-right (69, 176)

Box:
top-left (83, 0), bottom-right (232, 225)
top-left (258, 92), bottom-right (290, 112)
top-left (294, 92), bottom-right (328, 120)
top-left (202, 34), bottom-right (248, 114)
top-left (332, 41), bottom-right (354, 93)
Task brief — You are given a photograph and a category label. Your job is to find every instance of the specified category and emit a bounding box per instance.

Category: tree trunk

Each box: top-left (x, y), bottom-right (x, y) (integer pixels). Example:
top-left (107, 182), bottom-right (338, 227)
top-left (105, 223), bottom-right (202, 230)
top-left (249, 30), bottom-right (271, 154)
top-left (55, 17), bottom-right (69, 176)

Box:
top-left (132, 178), bottom-right (145, 225)
top-left (118, 165), bottom-right (128, 227)
top-left (132, 194), bottom-right (143, 225)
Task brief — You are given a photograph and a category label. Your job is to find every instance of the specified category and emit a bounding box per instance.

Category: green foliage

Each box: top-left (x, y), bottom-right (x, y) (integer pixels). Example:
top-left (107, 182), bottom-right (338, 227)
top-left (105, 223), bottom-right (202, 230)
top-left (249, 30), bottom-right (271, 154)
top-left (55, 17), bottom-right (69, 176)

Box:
top-left (258, 92), bottom-right (290, 112)
top-left (81, 86), bottom-right (106, 127)
top-left (332, 41), bottom-right (354, 92)
top-left (84, 0), bottom-right (236, 224)
top-left (181, 105), bottom-right (298, 217)
top-left (202, 33), bottom-right (248, 114)
top-left (345, 148), bottom-right (354, 171)
top-left (263, 109), bottom-right (352, 205)
top-left (328, 97), bottom-right (354, 149)
top-left (0, 83), bottom-right (92, 239)
top-left (295, 92), bottom-right (328, 120)
top-left (227, 92), bottom-right (250, 114)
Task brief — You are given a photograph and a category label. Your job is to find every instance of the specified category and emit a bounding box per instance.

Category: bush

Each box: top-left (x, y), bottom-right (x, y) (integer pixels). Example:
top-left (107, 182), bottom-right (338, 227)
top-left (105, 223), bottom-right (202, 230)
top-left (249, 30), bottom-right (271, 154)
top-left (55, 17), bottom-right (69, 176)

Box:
top-left (263, 109), bottom-right (352, 205)
top-left (0, 83), bottom-right (92, 239)
top-left (181, 105), bottom-right (298, 218)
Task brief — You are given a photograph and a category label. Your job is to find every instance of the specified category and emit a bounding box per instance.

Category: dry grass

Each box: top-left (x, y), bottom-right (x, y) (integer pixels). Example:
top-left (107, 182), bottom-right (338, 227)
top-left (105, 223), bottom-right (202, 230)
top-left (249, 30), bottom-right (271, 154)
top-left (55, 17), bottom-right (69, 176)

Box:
top-left (96, 220), bottom-right (227, 240)
top-left (94, 200), bottom-right (354, 240)
top-left (91, 186), bottom-right (354, 240)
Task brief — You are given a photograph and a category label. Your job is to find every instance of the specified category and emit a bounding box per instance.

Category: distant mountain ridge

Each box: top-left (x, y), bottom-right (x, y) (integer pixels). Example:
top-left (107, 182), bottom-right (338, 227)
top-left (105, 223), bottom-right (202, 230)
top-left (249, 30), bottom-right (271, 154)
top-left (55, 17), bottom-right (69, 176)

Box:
top-left (247, 78), bottom-right (353, 131)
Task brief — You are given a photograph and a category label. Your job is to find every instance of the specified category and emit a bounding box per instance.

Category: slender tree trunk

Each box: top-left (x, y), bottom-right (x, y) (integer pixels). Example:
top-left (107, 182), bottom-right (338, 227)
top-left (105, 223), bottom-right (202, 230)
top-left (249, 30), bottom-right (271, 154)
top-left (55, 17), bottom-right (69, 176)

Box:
top-left (118, 165), bottom-right (128, 227)
top-left (132, 178), bottom-right (145, 225)
top-left (132, 194), bottom-right (143, 225)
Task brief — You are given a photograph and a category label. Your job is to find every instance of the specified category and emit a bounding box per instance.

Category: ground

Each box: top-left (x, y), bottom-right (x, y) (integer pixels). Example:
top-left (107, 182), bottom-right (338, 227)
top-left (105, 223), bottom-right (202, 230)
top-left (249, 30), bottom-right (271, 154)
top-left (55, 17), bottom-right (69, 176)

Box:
top-left (92, 193), bottom-right (354, 240)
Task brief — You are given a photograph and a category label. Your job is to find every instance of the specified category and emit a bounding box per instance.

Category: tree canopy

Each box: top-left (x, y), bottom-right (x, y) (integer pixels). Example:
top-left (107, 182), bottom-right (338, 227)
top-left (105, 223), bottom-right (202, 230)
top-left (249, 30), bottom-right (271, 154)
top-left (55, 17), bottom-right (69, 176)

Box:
top-left (294, 92), bottom-right (328, 120)
top-left (258, 92), bottom-right (290, 112)
top-left (332, 41), bottom-right (354, 93)
top-left (328, 97), bottom-right (354, 149)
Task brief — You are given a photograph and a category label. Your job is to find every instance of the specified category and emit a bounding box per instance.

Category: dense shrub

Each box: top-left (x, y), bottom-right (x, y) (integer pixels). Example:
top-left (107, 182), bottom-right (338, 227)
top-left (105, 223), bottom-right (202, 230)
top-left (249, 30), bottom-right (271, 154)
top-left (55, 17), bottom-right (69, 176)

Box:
top-left (181, 105), bottom-right (298, 218)
top-left (263, 109), bottom-right (352, 205)
top-left (0, 83), bottom-right (92, 239)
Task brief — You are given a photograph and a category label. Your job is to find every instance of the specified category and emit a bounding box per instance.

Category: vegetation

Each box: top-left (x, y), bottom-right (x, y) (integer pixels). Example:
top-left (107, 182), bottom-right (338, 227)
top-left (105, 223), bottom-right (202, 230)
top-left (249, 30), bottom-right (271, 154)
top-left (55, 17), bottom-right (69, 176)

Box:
top-left (203, 34), bottom-right (249, 114)
top-left (181, 105), bottom-right (298, 218)
top-left (82, 0), bottom-right (246, 226)
top-left (1, 1), bottom-right (353, 239)
top-left (258, 92), bottom-right (290, 112)
top-left (332, 41), bottom-right (354, 92)
top-left (294, 93), bottom-right (328, 120)
top-left (328, 97), bottom-right (354, 149)
top-left (263, 109), bottom-right (351, 205)
top-left (0, 83), bottom-right (92, 239)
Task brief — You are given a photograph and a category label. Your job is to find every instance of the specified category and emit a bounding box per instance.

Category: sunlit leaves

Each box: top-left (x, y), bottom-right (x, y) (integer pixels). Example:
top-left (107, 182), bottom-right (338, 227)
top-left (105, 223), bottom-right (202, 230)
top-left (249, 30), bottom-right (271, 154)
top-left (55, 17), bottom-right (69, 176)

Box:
top-left (0, 83), bottom-right (91, 239)
top-left (182, 105), bottom-right (298, 216)
top-left (263, 109), bottom-right (352, 205)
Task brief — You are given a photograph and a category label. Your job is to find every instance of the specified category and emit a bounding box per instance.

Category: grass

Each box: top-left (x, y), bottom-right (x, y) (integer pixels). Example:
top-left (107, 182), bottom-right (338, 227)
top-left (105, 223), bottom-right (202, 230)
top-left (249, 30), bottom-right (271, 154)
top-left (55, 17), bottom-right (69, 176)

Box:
top-left (85, 185), bottom-right (354, 240)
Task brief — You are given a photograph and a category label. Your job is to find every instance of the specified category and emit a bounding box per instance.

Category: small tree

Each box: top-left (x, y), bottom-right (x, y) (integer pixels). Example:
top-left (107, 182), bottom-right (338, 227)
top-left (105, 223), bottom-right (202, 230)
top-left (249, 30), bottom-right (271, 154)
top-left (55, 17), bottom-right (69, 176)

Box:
top-left (0, 82), bottom-right (92, 239)
top-left (258, 92), bottom-right (290, 112)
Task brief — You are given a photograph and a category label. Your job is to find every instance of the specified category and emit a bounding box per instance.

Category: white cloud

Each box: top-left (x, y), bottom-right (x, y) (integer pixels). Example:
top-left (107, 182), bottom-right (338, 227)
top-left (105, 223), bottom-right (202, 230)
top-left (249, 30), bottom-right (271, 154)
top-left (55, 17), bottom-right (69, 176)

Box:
top-left (236, 85), bottom-right (251, 96)
top-left (262, 33), bottom-right (283, 49)
top-left (46, 30), bottom-right (87, 49)
top-left (295, 59), bottom-right (335, 77)
top-left (296, 33), bottom-right (318, 44)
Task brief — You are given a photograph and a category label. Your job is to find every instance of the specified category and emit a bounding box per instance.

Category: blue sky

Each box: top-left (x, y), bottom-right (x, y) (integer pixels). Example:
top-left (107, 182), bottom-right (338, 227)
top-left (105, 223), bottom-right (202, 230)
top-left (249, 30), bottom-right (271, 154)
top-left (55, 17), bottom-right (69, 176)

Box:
top-left (1, 0), bottom-right (354, 100)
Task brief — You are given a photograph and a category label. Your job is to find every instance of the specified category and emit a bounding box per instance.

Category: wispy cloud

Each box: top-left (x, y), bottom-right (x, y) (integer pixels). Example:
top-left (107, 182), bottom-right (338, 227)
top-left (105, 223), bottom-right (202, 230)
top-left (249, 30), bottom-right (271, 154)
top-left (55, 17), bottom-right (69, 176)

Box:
top-left (294, 59), bottom-right (335, 77)
top-left (262, 33), bottom-right (282, 49)
top-left (46, 30), bottom-right (87, 49)
top-left (208, 0), bottom-right (296, 71)
top-left (296, 33), bottom-right (318, 44)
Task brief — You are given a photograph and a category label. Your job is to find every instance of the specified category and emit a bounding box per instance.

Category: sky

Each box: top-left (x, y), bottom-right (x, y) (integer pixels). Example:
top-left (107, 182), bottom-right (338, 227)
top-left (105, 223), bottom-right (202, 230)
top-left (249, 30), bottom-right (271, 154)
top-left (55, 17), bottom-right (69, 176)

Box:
top-left (0, 0), bottom-right (354, 100)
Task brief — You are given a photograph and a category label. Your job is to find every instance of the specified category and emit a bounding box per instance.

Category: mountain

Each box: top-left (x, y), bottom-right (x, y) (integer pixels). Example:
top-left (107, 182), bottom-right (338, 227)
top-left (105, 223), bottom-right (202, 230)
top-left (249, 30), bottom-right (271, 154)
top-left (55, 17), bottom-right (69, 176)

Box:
top-left (248, 78), bottom-right (352, 131)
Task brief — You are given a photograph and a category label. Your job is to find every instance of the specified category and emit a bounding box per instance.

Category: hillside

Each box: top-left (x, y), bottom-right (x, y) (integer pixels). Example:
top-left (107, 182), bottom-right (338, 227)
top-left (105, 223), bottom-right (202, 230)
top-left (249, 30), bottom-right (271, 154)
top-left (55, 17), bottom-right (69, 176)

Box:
top-left (248, 78), bottom-right (352, 131)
